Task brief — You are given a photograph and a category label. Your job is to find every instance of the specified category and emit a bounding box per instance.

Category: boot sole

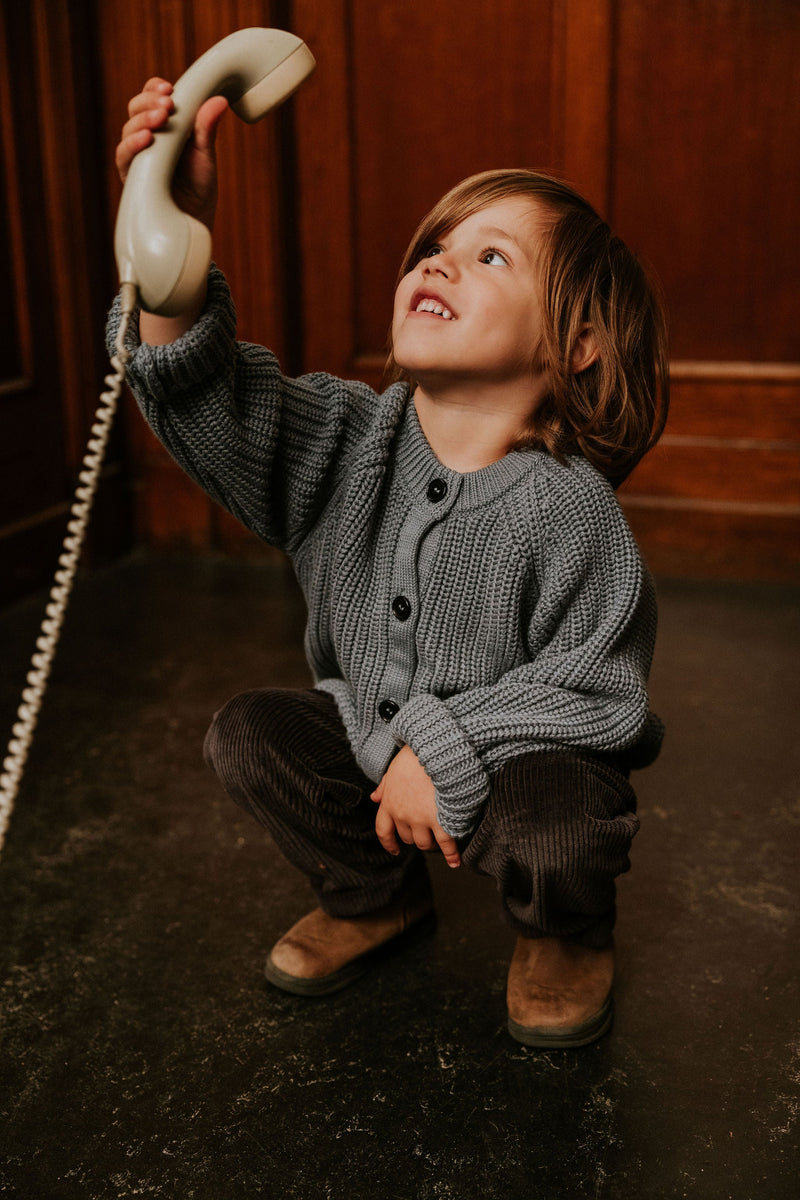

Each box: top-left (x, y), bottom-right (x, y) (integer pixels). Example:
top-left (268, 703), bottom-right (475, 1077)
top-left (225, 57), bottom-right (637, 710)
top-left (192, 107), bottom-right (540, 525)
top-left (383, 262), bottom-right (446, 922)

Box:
top-left (264, 909), bottom-right (437, 997)
top-left (507, 992), bottom-right (614, 1049)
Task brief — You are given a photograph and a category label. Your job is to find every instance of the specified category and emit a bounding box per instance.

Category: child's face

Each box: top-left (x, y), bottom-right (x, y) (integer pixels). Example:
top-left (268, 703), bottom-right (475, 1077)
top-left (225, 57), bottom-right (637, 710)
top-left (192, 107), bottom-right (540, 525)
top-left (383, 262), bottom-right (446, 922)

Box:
top-left (392, 196), bottom-right (548, 395)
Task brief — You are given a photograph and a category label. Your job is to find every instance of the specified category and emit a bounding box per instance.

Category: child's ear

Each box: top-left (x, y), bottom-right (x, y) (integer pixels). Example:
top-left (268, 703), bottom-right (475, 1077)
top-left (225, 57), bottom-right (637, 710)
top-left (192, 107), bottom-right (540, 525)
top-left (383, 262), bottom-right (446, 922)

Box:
top-left (570, 325), bottom-right (600, 374)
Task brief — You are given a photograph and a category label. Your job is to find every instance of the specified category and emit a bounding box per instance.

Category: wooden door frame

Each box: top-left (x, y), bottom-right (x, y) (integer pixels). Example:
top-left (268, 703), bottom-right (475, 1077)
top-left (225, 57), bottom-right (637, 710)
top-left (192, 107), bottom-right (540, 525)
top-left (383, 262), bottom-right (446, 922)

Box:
top-left (0, 0), bottom-right (130, 603)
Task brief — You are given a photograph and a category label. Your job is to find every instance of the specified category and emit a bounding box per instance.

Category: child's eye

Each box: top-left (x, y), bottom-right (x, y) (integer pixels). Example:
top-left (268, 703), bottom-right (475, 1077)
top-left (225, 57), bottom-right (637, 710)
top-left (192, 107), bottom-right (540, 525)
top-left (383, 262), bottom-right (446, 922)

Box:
top-left (481, 248), bottom-right (508, 266)
top-left (422, 245), bottom-right (443, 259)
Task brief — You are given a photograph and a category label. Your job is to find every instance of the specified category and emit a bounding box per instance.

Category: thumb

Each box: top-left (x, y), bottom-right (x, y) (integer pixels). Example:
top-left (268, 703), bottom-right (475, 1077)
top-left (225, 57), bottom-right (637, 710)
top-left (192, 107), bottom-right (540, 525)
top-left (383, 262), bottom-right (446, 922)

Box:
top-left (193, 95), bottom-right (229, 152)
top-left (436, 832), bottom-right (462, 870)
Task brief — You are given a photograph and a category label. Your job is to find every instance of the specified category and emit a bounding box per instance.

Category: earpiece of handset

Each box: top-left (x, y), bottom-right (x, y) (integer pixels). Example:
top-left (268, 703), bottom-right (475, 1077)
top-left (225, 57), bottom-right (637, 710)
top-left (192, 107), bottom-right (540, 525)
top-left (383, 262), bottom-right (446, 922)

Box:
top-left (114, 28), bottom-right (315, 317)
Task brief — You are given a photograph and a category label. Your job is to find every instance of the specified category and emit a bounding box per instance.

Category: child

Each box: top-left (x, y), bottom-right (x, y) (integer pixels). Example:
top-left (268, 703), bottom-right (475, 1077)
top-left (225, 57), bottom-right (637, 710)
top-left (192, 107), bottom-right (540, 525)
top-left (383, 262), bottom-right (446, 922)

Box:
top-left (111, 80), bottom-right (668, 1048)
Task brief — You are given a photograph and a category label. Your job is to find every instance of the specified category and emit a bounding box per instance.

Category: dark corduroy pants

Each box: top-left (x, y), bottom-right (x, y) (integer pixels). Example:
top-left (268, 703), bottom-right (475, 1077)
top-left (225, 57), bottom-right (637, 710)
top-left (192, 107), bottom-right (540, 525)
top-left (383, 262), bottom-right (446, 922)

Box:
top-left (203, 688), bottom-right (639, 948)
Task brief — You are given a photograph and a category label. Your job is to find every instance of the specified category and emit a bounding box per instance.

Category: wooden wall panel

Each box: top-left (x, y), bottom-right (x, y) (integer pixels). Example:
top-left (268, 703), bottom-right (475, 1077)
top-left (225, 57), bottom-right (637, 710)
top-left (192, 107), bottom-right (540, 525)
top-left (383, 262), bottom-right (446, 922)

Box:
top-left (0, 0), bottom-right (130, 604)
top-left (97, 2), bottom-right (211, 551)
top-left (554, 0), bottom-right (614, 215)
top-left (612, 0), bottom-right (800, 579)
top-left (0, 3), bottom-right (69, 537)
top-left (294, 0), bottom-right (800, 581)
top-left (349, 0), bottom-right (557, 365)
top-left (287, 0), bottom-right (357, 379)
top-left (292, 0), bottom-right (619, 381)
top-left (294, 0), bottom-right (563, 383)
top-left (612, 0), bottom-right (799, 364)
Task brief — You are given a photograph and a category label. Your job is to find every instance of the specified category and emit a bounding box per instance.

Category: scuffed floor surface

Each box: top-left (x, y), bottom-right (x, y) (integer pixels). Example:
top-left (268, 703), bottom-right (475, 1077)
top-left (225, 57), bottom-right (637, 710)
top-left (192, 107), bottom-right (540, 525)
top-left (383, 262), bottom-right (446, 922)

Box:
top-left (0, 553), bottom-right (798, 1199)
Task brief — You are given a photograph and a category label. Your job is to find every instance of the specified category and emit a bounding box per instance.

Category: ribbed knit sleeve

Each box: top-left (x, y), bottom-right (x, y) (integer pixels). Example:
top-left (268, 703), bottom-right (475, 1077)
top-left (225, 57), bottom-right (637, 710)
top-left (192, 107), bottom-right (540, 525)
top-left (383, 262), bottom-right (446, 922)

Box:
top-left (392, 459), bottom-right (662, 838)
top-left (106, 267), bottom-right (397, 554)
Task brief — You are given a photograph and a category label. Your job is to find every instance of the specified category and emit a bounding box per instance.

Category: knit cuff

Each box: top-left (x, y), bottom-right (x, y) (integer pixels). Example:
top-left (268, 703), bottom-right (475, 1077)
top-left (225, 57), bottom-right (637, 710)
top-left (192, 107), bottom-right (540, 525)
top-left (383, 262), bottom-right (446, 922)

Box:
top-left (105, 265), bottom-right (236, 400)
top-left (392, 694), bottom-right (490, 839)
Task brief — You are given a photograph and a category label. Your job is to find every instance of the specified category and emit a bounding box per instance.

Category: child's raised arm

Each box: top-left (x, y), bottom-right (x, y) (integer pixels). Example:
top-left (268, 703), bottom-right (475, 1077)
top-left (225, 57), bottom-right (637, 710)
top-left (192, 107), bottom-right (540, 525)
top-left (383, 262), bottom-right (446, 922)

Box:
top-left (115, 78), bottom-right (228, 345)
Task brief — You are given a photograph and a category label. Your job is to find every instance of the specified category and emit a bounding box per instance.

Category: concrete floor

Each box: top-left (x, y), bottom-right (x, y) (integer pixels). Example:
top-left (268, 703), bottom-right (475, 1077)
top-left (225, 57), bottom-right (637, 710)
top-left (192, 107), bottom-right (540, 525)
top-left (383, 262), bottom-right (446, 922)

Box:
top-left (0, 553), bottom-right (798, 1200)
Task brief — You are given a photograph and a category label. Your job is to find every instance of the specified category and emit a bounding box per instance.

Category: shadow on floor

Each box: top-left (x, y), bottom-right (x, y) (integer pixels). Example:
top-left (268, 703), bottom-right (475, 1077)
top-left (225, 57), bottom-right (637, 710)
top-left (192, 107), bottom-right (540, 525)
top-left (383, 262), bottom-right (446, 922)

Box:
top-left (1, 553), bottom-right (798, 1199)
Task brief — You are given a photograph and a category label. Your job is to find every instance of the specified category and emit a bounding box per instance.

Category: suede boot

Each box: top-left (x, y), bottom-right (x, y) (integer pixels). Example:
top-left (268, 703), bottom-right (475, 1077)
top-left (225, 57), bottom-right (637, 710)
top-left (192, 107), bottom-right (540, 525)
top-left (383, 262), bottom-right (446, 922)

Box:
top-left (265, 887), bottom-right (435, 996)
top-left (506, 935), bottom-right (615, 1048)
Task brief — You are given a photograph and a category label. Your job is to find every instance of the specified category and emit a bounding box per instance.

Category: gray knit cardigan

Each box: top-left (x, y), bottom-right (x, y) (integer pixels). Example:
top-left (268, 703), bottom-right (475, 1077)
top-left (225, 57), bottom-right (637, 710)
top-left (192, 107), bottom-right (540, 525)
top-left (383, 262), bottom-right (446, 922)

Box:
top-left (108, 267), bottom-right (663, 838)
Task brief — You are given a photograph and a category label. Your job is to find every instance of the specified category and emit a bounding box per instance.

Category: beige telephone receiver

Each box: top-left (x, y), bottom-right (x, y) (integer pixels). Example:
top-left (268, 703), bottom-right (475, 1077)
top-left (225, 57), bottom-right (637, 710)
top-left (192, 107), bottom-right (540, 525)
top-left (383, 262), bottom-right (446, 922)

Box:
top-left (0, 29), bottom-right (316, 856)
top-left (115, 28), bottom-right (315, 315)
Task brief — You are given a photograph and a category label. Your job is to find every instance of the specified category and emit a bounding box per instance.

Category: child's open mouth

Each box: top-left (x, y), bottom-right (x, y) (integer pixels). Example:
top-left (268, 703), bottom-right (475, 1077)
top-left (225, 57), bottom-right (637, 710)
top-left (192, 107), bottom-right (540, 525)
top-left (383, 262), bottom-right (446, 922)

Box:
top-left (410, 291), bottom-right (456, 320)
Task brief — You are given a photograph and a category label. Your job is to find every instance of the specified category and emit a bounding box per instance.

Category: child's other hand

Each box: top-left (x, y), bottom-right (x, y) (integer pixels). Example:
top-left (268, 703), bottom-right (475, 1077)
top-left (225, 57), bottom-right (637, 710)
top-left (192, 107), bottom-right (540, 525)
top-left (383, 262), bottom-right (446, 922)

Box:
top-left (115, 78), bottom-right (228, 231)
top-left (371, 746), bottom-right (461, 868)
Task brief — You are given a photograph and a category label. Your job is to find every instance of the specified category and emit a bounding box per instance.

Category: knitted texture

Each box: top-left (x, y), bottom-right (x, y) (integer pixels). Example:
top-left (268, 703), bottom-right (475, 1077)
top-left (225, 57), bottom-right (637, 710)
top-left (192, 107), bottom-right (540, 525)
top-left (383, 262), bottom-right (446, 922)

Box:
top-left (108, 268), bottom-right (663, 838)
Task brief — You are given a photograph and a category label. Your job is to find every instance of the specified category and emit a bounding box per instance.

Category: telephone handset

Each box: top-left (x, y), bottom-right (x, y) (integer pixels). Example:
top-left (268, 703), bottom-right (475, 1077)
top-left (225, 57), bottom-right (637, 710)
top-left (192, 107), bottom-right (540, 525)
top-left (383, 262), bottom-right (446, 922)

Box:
top-left (115, 27), bottom-right (315, 315)
top-left (0, 30), bottom-right (315, 857)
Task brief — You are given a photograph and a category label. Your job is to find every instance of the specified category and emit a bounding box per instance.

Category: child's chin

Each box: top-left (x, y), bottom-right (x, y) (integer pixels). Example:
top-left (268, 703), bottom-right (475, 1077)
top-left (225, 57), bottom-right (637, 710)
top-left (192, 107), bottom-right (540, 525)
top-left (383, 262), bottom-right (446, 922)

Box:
top-left (393, 343), bottom-right (443, 376)
top-left (395, 359), bottom-right (436, 383)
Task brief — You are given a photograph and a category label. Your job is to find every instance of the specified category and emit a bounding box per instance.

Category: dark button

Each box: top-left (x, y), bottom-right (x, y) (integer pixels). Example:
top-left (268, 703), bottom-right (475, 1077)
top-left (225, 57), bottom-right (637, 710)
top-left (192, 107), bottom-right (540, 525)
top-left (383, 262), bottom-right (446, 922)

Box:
top-left (426, 478), bottom-right (448, 503)
top-left (378, 699), bottom-right (400, 723)
top-left (392, 595), bottom-right (412, 621)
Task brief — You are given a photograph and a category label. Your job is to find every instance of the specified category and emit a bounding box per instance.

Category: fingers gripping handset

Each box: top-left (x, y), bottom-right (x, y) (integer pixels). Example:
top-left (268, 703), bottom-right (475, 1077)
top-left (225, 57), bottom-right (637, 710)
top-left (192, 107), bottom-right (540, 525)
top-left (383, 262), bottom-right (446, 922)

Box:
top-left (114, 28), bottom-right (315, 316)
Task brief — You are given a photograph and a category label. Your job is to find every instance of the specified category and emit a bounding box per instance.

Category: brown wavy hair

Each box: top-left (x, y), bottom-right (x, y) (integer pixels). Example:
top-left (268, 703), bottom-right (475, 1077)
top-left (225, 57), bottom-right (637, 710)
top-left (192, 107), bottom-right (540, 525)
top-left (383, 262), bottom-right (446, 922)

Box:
top-left (385, 169), bottom-right (669, 488)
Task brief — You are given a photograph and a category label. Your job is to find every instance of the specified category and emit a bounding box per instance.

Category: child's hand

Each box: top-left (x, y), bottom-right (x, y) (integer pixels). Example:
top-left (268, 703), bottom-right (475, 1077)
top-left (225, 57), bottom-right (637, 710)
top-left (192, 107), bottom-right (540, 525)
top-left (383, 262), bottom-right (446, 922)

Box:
top-left (115, 78), bottom-right (228, 231)
top-left (371, 746), bottom-right (461, 868)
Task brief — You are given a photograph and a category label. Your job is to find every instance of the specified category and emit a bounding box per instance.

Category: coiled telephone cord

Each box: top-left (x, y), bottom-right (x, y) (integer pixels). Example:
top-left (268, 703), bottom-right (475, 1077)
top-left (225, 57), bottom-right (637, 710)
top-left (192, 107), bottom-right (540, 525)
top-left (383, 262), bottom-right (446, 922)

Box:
top-left (0, 284), bottom-right (138, 859)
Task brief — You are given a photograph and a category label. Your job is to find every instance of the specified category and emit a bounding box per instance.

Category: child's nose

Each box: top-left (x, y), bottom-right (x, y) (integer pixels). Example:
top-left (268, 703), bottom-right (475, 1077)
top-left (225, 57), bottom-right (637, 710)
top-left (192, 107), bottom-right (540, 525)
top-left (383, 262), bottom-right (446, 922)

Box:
top-left (423, 253), bottom-right (456, 280)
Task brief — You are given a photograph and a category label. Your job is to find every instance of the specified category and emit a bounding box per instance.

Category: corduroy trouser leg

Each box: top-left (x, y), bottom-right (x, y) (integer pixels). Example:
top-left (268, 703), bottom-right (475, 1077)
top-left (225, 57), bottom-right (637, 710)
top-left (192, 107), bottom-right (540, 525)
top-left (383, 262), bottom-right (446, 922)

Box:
top-left (204, 688), bottom-right (638, 944)
top-left (203, 687), bottom-right (432, 917)
top-left (460, 751), bottom-right (638, 948)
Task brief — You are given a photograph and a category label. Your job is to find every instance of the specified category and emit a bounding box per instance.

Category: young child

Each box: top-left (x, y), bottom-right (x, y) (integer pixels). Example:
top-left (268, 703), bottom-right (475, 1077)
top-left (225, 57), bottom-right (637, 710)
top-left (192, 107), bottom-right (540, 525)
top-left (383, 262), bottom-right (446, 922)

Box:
top-left (112, 81), bottom-right (668, 1048)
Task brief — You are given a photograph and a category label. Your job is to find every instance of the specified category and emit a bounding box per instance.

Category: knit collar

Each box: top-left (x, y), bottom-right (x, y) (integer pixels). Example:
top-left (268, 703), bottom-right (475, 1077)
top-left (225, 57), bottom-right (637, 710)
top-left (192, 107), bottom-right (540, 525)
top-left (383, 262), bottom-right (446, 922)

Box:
top-left (393, 391), bottom-right (536, 510)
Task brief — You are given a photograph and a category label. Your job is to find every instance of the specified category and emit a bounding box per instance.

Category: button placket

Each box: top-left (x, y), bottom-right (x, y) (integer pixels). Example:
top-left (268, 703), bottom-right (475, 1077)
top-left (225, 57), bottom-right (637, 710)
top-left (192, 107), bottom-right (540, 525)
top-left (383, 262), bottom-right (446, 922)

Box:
top-left (370, 473), bottom-right (459, 757)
